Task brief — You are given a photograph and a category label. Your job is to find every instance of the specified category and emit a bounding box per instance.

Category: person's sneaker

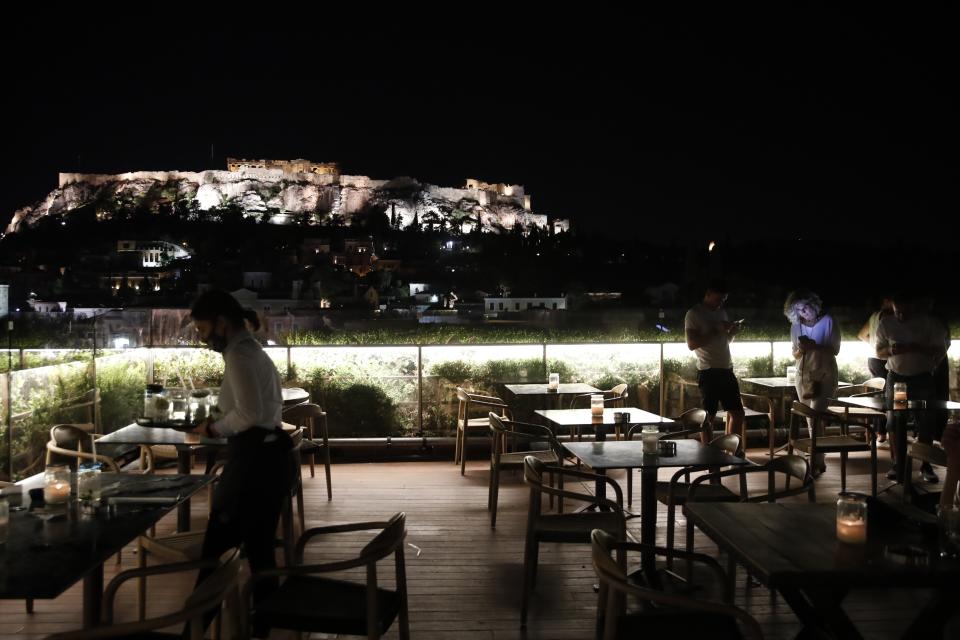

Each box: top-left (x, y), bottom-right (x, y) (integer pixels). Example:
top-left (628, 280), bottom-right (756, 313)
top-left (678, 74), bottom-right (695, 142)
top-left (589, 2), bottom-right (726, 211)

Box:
top-left (921, 462), bottom-right (939, 484)
top-left (886, 466), bottom-right (899, 481)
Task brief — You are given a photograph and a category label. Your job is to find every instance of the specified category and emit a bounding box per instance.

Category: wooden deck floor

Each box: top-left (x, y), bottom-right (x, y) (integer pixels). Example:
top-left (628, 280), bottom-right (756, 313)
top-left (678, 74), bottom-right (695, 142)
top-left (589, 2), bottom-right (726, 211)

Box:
top-left (0, 446), bottom-right (945, 639)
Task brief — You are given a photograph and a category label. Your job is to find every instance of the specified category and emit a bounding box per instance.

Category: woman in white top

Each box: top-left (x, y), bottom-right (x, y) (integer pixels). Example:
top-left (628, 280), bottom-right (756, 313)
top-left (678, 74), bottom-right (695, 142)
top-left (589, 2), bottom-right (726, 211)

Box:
top-left (784, 289), bottom-right (841, 475)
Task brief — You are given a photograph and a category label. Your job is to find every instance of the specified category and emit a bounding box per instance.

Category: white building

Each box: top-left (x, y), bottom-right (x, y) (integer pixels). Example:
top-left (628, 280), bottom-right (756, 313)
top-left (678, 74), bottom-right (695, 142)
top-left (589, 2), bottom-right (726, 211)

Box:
top-left (117, 240), bottom-right (191, 268)
top-left (484, 296), bottom-right (567, 317)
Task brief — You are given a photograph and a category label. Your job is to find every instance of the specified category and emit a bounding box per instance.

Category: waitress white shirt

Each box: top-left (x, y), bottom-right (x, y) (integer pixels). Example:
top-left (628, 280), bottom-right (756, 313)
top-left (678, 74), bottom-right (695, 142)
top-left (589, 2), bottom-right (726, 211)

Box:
top-left (212, 330), bottom-right (283, 437)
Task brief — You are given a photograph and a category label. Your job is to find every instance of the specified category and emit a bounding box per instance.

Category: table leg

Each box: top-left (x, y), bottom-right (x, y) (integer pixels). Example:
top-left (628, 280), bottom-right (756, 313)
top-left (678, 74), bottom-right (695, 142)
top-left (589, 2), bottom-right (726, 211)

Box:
top-left (896, 413), bottom-right (908, 492)
top-left (640, 467), bottom-right (657, 577)
top-left (779, 585), bottom-right (861, 640)
top-left (177, 448), bottom-right (191, 532)
top-left (82, 564), bottom-right (104, 628)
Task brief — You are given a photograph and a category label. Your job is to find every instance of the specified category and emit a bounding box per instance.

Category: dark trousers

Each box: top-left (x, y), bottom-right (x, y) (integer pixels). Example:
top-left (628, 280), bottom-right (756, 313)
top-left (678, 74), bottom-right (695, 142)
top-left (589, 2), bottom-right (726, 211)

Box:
top-left (194, 427), bottom-right (295, 632)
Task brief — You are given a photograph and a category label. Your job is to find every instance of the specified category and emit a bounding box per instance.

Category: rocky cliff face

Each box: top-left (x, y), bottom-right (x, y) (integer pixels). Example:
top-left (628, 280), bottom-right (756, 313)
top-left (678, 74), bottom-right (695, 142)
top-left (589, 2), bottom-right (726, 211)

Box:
top-left (7, 169), bottom-right (548, 234)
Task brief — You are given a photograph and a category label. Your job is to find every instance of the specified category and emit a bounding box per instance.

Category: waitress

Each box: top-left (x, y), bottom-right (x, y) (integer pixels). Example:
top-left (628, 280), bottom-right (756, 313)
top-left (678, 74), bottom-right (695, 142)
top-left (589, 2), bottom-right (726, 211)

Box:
top-left (188, 289), bottom-right (294, 618)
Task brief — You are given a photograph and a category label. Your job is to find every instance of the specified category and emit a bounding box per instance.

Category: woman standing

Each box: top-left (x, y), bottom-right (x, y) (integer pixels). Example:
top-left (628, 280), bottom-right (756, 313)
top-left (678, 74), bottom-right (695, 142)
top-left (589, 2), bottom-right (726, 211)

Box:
top-left (188, 289), bottom-right (295, 630)
top-left (784, 289), bottom-right (841, 476)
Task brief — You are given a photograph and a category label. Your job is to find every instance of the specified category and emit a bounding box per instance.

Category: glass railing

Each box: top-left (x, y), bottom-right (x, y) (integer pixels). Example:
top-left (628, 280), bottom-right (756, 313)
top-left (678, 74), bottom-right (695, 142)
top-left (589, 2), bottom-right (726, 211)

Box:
top-left (1, 340), bottom-right (957, 479)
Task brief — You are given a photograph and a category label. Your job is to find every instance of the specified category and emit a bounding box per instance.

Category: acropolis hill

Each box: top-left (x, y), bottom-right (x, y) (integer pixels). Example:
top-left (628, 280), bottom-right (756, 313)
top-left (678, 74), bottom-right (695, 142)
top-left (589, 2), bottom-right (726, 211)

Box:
top-left (7, 158), bottom-right (569, 235)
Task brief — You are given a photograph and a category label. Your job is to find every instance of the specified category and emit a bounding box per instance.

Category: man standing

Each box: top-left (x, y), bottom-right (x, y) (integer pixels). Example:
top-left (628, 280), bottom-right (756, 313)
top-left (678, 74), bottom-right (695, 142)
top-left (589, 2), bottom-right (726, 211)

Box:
top-left (875, 291), bottom-right (948, 483)
top-left (684, 279), bottom-right (745, 444)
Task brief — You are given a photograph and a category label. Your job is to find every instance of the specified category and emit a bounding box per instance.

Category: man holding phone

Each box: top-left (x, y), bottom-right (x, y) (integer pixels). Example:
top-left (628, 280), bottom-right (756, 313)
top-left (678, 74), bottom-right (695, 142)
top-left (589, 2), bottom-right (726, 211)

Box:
top-left (684, 279), bottom-right (745, 444)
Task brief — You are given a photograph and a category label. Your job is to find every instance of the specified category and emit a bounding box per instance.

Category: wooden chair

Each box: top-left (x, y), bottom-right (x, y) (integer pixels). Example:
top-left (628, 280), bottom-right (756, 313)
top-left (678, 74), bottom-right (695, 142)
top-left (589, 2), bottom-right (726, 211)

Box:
top-left (624, 408), bottom-right (708, 504)
top-left (658, 433), bottom-right (745, 566)
top-left (136, 430), bottom-right (304, 621)
top-left (521, 456), bottom-right (627, 627)
top-left (714, 393), bottom-right (775, 455)
top-left (455, 388), bottom-right (511, 475)
top-left (686, 454), bottom-right (815, 592)
top-left (282, 402), bottom-right (332, 498)
top-left (45, 424), bottom-right (123, 472)
top-left (591, 529), bottom-right (764, 640)
top-left (668, 373), bottom-right (701, 416)
top-left (488, 412), bottom-right (562, 527)
top-left (46, 549), bottom-right (244, 640)
top-left (828, 385), bottom-right (885, 429)
top-left (789, 401), bottom-right (878, 495)
top-left (247, 512), bottom-right (409, 640)
top-left (904, 441), bottom-right (948, 504)
top-left (567, 387), bottom-right (629, 439)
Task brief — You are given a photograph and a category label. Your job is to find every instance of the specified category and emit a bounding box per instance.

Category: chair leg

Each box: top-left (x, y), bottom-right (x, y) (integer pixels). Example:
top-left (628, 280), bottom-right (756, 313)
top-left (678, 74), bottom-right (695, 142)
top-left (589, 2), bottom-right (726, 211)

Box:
top-left (686, 518), bottom-right (695, 582)
top-left (725, 555), bottom-right (736, 604)
top-left (840, 451), bottom-right (848, 493)
top-left (627, 470), bottom-right (633, 507)
top-left (25, 599), bottom-right (33, 613)
top-left (870, 439), bottom-right (878, 497)
top-left (138, 538), bottom-right (147, 621)
top-left (548, 471), bottom-right (554, 510)
top-left (490, 466), bottom-right (501, 528)
top-left (454, 428), bottom-right (462, 465)
top-left (460, 432), bottom-right (469, 476)
top-left (323, 444), bottom-right (333, 501)
top-left (296, 464), bottom-right (306, 536)
top-left (666, 500), bottom-right (676, 569)
top-left (521, 537), bottom-right (538, 627)
top-left (307, 424), bottom-right (316, 479)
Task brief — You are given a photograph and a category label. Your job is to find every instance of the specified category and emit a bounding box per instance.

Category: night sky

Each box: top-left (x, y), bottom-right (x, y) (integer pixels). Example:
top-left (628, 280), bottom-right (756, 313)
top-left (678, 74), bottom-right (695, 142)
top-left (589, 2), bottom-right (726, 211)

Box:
top-left (3, 12), bottom-right (955, 246)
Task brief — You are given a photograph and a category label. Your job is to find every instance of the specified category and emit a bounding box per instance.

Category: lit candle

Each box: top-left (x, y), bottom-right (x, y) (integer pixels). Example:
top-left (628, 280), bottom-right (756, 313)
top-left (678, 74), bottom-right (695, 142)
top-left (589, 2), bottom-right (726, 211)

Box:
top-left (836, 518), bottom-right (867, 544)
top-left (836, 493), bottom-right (868, 544)
top-left (44, 465), bottom-right (71, 505)
top-left (183, 431), bottom-right (201, 444)
top-left (44, 481), bottom-right (70, 504)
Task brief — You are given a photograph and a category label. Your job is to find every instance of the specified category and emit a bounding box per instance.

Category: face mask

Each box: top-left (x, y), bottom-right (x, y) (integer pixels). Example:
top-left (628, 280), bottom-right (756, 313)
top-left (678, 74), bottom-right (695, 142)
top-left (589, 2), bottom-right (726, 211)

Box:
top-left (203, 324), bottom-right (229, 353)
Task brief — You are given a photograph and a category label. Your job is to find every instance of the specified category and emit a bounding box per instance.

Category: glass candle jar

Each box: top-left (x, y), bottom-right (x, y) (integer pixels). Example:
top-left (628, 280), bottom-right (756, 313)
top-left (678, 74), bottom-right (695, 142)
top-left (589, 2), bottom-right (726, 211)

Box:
top-left (786, 366), bottom-right (798, 384)
top-left (642, 425), bottom-right (660, 455)
top-left (548, 373), bottom-right (559, 390)
top-left (893, 382), bottom-right (908, 405)
top-left (189, 389), bottom-right (211, 423)
top-left (144, 384), bottom-right (169, 421)
top-left (44, 464), bottom-right (72, 505)
top-left (590, 394), bottom-right (604, 416)
top-left (836, 493), bottom-right (868, 544)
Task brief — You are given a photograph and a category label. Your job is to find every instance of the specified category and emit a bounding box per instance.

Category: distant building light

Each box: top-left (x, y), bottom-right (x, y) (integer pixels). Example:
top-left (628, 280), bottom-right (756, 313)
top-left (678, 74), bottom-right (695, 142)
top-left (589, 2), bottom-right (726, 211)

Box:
top-left (708, 241), bottom-right (716, 252)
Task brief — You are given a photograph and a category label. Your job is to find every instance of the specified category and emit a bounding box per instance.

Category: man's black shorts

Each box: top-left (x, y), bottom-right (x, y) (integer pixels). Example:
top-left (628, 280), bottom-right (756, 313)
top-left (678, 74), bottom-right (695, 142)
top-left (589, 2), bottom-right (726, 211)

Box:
top-left (696, 368), bottom-right (743, 415)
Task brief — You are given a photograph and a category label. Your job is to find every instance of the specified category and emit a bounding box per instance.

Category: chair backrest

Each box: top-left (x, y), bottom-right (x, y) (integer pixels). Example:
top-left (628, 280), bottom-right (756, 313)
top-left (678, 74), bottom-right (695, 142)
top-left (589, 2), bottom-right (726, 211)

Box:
top-left (689, 454), bottom-right (813, 503)
top-left (361, 512), bottom-right (407, 562)
top-left (863, 377), bottom-right (886, 390)
top-left (523, 455), bottom-right (623, 514)
top-left (283, 402), bottom-right (324, 423)
top-left (568, 392), bottom-right (593, 409)
top-left (46, 424), bottom-right (120, 471)
top-left (604, 384), bottom-right (628, 407)
top-left (708, 433), bottom-right (741, 457)
top-left (835, 384), bottom-right (869, 398)
top-left (790, 400), bottom-right (833, 424)
top-left (590, 529), bottom-right (763, 640)
top-left (49, 550), bottom-right (244, 639)
top-left (489, 413), bottom-right (560, 457)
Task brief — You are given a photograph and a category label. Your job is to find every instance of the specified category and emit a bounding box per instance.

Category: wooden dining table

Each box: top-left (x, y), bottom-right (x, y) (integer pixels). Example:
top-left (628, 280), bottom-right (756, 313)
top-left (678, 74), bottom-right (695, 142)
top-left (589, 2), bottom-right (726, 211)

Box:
top-left (0, 473), bottom-right (210, 629)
